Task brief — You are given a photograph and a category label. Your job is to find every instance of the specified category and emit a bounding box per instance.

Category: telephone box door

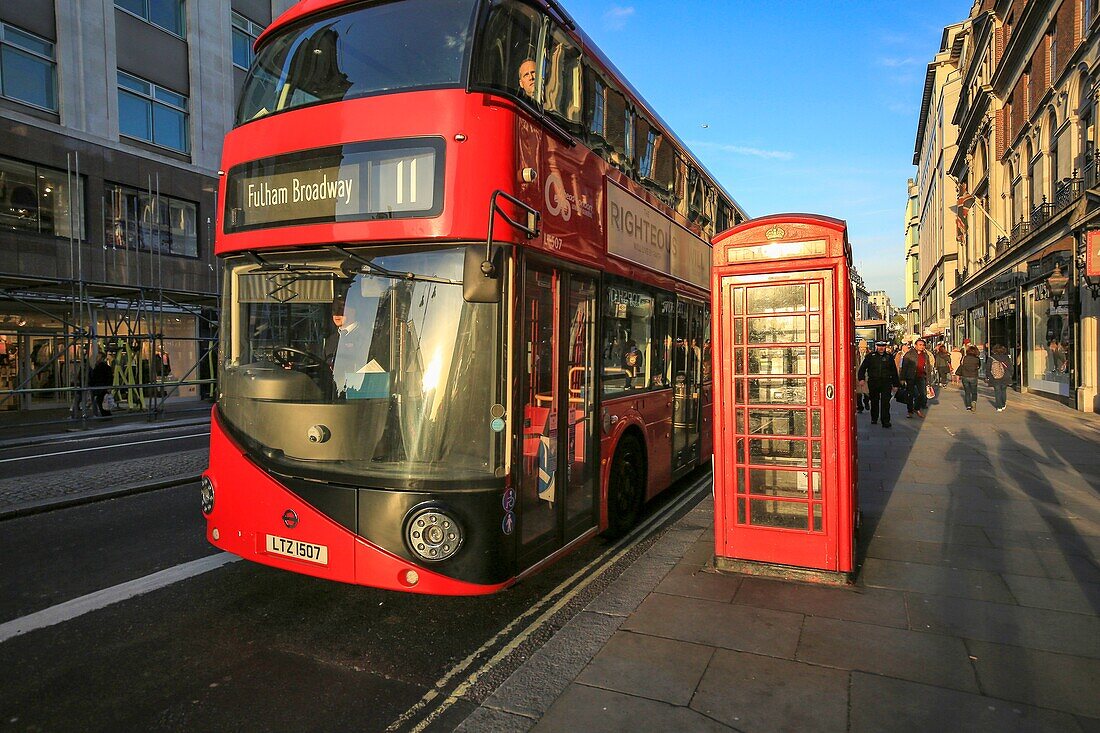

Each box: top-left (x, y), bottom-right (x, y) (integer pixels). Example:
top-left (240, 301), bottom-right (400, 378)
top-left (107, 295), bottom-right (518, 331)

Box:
top-left (717, 270), bottom-right (841, 569)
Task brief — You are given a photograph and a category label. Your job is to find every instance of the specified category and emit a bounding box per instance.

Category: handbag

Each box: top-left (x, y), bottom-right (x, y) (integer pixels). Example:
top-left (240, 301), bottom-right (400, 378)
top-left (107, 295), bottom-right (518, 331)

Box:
top-left (926, 384), bottom-right (936, 400)
top-left (894, 385), bottom-right (909, 404)
top-left (104, 392), bottom-right (117, 411)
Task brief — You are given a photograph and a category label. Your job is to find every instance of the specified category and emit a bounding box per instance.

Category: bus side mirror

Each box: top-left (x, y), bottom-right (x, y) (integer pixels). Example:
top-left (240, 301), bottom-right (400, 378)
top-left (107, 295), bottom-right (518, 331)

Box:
top-left (463, 245), bottom-right (502, 303)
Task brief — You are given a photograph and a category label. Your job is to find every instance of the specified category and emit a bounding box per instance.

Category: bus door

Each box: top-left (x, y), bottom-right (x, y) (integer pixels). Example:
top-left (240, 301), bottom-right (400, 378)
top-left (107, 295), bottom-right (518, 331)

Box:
top-left (672, 299), bottom-right (706, 471)
top-left (718, 270), bottom-right (839, 568)
top-left (518, 262), bottom-right (598, 568)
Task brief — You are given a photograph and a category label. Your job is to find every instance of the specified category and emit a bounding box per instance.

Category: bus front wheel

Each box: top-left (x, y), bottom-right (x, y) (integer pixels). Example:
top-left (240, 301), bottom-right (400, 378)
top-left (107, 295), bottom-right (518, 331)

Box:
top-left (606, 435), bottom-right (645, 538)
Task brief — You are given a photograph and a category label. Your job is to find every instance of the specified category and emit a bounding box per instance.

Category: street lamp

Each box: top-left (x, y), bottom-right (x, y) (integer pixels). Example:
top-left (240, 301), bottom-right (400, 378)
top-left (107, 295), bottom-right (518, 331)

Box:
top-left (1047, 263), bottom-right (1069, 306)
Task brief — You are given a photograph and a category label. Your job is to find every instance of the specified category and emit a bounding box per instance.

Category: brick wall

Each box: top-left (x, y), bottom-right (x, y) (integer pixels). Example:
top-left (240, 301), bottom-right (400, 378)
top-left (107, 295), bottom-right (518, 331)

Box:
top-left (1054, 0), bottom-right (1077, 79)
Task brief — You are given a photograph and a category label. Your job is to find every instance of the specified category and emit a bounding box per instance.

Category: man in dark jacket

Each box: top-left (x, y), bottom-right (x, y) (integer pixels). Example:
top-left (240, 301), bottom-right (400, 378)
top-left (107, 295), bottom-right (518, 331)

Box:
top-left (900, 338), bottom-right (931, 418)
top-left (857, 340), bottom-right (899, 428)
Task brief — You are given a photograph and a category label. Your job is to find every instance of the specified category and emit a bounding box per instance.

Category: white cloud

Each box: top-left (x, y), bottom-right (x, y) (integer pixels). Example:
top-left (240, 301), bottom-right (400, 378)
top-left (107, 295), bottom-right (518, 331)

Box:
top-left (690, 141), bottom-right (795, 161)
top-left (604, 6), bottom-right (635, 30)
top-left (878, 57), bottom-right (921, 68)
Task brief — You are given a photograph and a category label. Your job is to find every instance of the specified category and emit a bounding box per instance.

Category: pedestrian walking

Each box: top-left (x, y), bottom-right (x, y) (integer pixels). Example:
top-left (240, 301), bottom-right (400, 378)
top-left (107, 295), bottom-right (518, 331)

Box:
top-left (89, 352), bottom-right (113, 417)
top-left (950, 345), bottom-right (963, 385)
top-left (934, 344), bottom-right (951, 387)
top-left (855, 339), bottom-right (871, 413)
top-left (894, 340), bottom-right (911, 376)
top-left (956, 344), bottom-right (982, 411)
top-left (857, 340), bottom-right (899, 428)
top-left (988, 344), bottom-right (1013, 411)
top-left (899, 338), bottom-right (931, 418)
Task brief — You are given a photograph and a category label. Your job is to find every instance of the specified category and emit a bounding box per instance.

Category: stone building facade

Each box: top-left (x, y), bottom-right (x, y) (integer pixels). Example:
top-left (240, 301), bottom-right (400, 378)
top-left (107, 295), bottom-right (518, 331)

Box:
top-left (0, 0), bottom-right (292, 419)
top-left (946, 0), bottom-right (1100, 411)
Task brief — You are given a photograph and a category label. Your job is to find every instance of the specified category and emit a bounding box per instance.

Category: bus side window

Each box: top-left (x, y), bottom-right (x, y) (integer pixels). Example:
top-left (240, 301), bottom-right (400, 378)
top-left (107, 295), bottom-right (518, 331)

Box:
top-left (543, 25), bottom-right (584, 135)
top-left (471, 0), bottom-right (543, 102)
top-left (603, 285), bottom-right (655, 396)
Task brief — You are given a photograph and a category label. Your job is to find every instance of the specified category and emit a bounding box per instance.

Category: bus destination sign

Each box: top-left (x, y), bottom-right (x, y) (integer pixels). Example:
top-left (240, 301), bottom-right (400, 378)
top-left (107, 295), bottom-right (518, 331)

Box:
top-left (224, 138), bottom-right (445, 233)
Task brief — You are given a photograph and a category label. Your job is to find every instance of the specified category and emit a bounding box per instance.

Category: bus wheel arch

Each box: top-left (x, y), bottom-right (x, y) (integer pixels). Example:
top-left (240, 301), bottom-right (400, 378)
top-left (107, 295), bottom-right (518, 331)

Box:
top-left (605, 428), bottom-right (647, 538)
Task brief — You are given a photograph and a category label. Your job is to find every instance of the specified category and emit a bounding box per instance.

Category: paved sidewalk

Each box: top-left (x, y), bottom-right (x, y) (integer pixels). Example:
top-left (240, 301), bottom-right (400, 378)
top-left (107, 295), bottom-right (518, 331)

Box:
top-left (458, 387), bottom-right (1100, 732)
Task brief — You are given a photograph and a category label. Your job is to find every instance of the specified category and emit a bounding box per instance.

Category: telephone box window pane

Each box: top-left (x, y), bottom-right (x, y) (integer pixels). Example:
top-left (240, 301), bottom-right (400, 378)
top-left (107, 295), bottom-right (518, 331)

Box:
top-left (736, 409), bottom-right (745, 434)
top-left (749, 469), bottom-right (810, 498)
top-left (813, 504), bottom-right (822, 531)
top-left (747, 378), bottom-right (806, 404)
top-left (738, 468), bottom-right (746, 493)
top-left (749, 438), bottom-right (807, 466)
top-left (734, 319), bottom-right (744, 343)
top-left (732, 287), bottom-right (743, 314)
top-left (737, 498), bottom-right (746, 524)
top-left (736, 438), bottom-right (745, 462)
top-left (810, 347), bottom-right (820, 374)
top-left (811, 410), bottom-right (821, 436)
top-left (811, 441), bottom-right (822, 468)
top-left (749, 499), bottom-right (809, 530)
top-left (812, 472), bottom-right (821, 499)
top-left (746, 284), bottom-right (806, 314)
top-left (809, 314), bottom-right (821, 342)
top-left (748, 409), bottom-right (807, 435)
top-left (748, 347), bottom-right (807, 375)
top-left (748, 316), bottom-right (806, 343)
top-left (736, 379), bottom-right (745, 403)
top-left (809, 283), bottom-right (821, 311)
top-left (734, 348), bottom-right (744, 374)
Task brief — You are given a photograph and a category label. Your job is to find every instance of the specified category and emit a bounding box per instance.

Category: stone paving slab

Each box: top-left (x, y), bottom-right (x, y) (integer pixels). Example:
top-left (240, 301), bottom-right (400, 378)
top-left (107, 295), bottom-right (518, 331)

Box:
top-left (454, 386), bottom-right (1100, 731)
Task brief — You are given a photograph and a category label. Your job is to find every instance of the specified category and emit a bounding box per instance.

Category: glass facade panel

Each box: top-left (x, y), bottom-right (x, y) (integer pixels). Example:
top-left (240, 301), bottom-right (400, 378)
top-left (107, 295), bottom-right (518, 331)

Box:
top-left (747, 409), bottom-right (807, 436)
top-left (104, 183), bottom-right (197, 256)
top-left (747, 347), bottom-right (806, 375)
top-left (1026, 286), bottom-right (1073, 397)
top-left (749, 499), bottom-right (809, 530)
top-left (746, 284), bottom-right (806, 314)
top-left (746, 378), bottom-right (806, 404)
top-left (749, 438), bottom-right (807, 467)
top-left (747, 316), bottom-right (806, 343)
top-left (0, 24), bottom-right (57, 111)
top-left (749, 469), bottom-right (810, 498)
top-left (0, 156), bottom-right (85, 239)
top-left (117, 72), bottom-right (189, 152)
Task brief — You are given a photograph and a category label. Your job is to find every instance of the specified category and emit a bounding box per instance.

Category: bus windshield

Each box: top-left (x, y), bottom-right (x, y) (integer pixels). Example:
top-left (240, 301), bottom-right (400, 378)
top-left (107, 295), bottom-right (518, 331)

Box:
top-left (236, 0), bottom-right (480, 126)
top-left (219, 246), bottom-right (504, 486)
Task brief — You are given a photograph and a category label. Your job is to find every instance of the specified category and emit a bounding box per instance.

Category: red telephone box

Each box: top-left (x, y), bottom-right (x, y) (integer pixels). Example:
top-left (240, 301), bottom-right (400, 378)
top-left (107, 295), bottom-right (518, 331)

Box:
top-left (711, 214), bottom-right (857, 579)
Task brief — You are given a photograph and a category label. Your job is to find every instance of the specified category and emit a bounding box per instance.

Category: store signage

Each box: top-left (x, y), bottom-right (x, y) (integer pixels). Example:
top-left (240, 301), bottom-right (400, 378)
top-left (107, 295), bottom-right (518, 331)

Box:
top-left (224, 139), bottom-right (443, 233)
top-left (1088, 230), bottom-right (1100, 279)
top-left (606, 180), bottom-right (711, 289)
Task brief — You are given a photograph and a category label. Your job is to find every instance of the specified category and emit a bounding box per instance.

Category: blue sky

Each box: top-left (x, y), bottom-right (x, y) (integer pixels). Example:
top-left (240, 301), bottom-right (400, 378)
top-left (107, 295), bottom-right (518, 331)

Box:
top-left (564, 0), bottom-right (969, 305)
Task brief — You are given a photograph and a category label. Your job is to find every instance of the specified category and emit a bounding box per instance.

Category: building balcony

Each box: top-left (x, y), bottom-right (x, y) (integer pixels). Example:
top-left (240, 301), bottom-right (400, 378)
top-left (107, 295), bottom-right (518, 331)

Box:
top-left (959, 171), bottom-right (1084, 291)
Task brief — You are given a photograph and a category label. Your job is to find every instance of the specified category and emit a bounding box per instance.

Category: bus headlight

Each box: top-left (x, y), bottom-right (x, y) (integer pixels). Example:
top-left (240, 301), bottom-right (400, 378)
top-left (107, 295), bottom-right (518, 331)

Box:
top-left (200, 476), bottom-right (215, 515)
top-left (405, 507), bottom-right (463, 562)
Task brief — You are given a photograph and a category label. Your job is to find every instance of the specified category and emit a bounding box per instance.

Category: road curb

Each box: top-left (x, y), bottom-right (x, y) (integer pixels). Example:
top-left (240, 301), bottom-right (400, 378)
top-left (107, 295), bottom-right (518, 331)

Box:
top-left (0, 473), bottom-right (202, 521)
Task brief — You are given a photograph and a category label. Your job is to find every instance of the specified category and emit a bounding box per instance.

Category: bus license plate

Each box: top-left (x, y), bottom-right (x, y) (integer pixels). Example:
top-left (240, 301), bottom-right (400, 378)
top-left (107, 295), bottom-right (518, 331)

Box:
top-left (265, 535), bottom-right (328, 565)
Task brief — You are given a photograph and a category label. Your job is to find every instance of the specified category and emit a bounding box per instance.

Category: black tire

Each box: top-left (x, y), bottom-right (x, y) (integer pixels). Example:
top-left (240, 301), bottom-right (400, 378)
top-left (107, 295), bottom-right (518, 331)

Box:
top-left (605, 434), bottom-right (645, 538)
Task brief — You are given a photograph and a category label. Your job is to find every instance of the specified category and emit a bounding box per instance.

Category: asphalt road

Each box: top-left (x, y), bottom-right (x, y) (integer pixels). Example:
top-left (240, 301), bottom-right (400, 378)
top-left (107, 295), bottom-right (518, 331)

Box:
top-left (0, 471), bottom-right (708, 733)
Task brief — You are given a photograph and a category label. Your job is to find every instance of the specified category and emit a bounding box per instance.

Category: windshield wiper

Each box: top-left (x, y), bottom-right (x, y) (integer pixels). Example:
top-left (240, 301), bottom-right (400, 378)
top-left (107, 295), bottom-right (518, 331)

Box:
top-left (330, 245), bottom-right (461, 287)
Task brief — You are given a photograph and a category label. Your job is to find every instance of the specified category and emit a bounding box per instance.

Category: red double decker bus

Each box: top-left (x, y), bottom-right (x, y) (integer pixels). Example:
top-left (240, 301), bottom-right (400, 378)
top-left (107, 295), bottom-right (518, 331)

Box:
top-left (202, 0), bottom-right (746, 594)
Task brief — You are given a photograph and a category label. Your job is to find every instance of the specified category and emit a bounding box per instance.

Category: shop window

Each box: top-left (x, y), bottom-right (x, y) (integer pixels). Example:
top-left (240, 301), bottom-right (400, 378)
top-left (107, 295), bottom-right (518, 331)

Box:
top-left (116, 0), bottom-right (185, 37)
top-left (118, 71), bottom-right (190, 153)
top-left (0, 155), bottom-right (85, 239)
top-left (603, 285), bottom-right (655, 395)
top-left (542, 25), bottom-right (583, 133)
top-left (104, 182), bottom-right (198, 257)
top-left (232, 12), bottom-right (265, 70)
top-left (0, 23), bottom-right (57, 111)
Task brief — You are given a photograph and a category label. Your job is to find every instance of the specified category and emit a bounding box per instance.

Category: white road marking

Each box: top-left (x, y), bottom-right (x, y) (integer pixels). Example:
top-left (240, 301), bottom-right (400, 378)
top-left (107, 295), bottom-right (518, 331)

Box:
top-left (0, 553), bottom-right (239, 644)
top-left (0, 432), bottom-right (210, 464)
top-left (388, 473), bottom-right (713, 733)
